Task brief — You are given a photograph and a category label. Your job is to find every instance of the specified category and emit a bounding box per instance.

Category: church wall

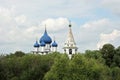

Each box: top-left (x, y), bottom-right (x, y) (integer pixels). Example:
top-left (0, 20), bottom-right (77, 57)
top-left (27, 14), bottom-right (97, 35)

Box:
top-left (45, 44), bottom-right (51, 51)
top-left (40, 47), bottom-right (45, 52)
top-left (52, 47), bottom-right (57, 52)
top-left (34, 48), bottom-right (39, 52)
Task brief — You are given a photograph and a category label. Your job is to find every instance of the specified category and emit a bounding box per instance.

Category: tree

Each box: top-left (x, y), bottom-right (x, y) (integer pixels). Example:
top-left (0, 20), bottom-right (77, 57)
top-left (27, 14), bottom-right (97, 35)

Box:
top-left (14, 51), bottom-right (25, 57)
top-left (44, 54), bottom-right (111, 80)
top-left (111, 67), bottom-right (120, 80)
top-left (100, 44), bottom-right (115, 67)
top-left (84, 50), bottom-right (105, 64)
top-left (113, 46), bottom-right (120, 67)
top-left (69, 54), bottom-right (110, 80)
top-left (0, 51), bottom-right (119, 80)
top-left (0, 53), bottom-right (57, 80)
top-left (44, 54), bottom-right (69, 80)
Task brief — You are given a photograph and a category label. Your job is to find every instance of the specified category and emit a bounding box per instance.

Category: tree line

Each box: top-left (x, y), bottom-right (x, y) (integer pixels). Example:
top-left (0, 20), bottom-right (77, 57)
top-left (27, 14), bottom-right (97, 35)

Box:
top-left (0, 43), bottom-right (120, 80)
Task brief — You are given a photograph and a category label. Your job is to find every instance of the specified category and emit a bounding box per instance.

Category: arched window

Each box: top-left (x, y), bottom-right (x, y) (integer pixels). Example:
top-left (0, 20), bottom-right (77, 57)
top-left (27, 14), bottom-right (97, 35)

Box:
top-left (69, 49), bottom-right (72, 54)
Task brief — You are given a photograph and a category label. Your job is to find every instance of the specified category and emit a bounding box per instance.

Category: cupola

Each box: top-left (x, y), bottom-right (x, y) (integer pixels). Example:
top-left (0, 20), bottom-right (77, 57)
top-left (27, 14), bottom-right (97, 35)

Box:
top-left (40, 27), bottom-right (52, 44)
top-left (34, 40), bottom-right (39, 47)
top-left (52, 41), bottom-right (58, 47)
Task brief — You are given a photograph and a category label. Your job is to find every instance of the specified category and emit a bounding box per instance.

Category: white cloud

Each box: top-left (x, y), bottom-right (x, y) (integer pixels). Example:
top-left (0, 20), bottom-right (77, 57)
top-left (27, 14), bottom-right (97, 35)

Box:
top-left (26, 26), bottom-right (38, 33)
top-left (15, 15), bottom-right (26, 24)
top-left (0, 8), bottom-right (69, 43)
top-left (40, 18), bottom-right (68, 31)
top-left (82, 18), bottom-right (110, 30)
top-left (97, 30), bottom-right (120, 48)
top-left (0, 0), bottom-right (97, 18)
top-left (80, 18), bottom-right (112, 41)
top-left (0, 7), bottom-right (14, 24)
top-left (102, 0), bottom-right (120, 15)
top-left (79, 18), bottom-right (120, 51)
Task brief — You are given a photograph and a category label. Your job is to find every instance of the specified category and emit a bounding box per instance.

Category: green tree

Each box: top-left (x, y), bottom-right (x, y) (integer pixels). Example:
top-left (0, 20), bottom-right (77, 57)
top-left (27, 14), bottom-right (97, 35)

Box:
top-left (14, 51), bottom-right (25, 57)
top-left (69, 54), bottom-right (111, 80)
top-left (84, 50), bottom-right (105, 64)
top-left (114, 46), bottom-right (120, 67)
top-left (44, 54), bottom-right (69, 80)
top-left (100, 44), bottom-right (115, 67)
top-left (111, 67), bottom-right (120, 80)
top-left (44, 54), bottom-right (111, 80)
top-left (0, 52), bottom-right (58, 80)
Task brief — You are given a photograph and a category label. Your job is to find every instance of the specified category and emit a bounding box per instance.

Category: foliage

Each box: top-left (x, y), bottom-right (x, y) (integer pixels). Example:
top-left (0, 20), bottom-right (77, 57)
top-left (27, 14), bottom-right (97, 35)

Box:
top-left (0, 51), bottom-right (60, 80)
top-left (44, 54), bottom-right (111, 80)
top-left (100, 44), bottom-right (120, 68)
top-left (114, 46), bottom-right (120, 67)
top-left (0, 44), bottom-right (120, 80)
top-left (84, 50), bottom-right (105, 64)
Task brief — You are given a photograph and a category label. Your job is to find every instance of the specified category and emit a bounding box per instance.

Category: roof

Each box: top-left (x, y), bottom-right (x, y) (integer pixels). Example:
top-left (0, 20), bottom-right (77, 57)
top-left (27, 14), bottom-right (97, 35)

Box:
top-left (39, 29), bottom-right (52, 44)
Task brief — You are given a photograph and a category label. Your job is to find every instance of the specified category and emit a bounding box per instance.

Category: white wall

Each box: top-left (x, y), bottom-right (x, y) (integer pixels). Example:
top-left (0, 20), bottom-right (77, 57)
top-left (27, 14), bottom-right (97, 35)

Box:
top-left (52, 47), bottom-right (57, 52)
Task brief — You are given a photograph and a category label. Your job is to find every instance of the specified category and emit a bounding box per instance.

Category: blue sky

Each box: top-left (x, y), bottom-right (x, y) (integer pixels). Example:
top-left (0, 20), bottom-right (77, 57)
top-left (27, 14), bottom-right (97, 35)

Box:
top-left (0, 0), bottom-right (120, 54)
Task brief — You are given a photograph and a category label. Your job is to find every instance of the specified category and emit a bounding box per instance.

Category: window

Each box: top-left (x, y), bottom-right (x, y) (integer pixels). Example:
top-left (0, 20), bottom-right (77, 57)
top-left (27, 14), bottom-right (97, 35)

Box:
top-left (71, 44), bottom-right (73, 47)
top-left (64, 49), bottom-right (66, 53)
top-left (67, 44), bottom-right (69, 46)
top-left (69, 49), bottom-right (72, 54)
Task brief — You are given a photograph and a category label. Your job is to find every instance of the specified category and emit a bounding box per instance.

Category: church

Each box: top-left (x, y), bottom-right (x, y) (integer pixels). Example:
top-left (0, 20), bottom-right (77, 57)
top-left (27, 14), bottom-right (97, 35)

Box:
top-left (32, 26), bottom-right (58, 54)
top-left (32, 21), bottom-right (78, 57)
top-left (63, 22), bottom-right (78, 58)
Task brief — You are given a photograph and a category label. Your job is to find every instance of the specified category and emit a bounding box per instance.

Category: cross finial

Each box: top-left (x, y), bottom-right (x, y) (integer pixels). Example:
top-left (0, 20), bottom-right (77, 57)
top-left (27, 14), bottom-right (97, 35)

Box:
top-left (54, 36), bottom-right (55, 41)
top-left (36, 37), bottom-right (38, 41)
top-left (69, 20), bottom-right (71, 27)
top-left (35, 37), bottom-right (38, 43)
top-left (45, 24), bottom-right (46, 31)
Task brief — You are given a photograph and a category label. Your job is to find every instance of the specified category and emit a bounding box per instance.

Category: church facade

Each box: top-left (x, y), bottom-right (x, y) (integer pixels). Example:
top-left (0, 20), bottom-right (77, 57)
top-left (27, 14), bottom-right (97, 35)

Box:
top-left (32, 27), bottom-right (58, 54)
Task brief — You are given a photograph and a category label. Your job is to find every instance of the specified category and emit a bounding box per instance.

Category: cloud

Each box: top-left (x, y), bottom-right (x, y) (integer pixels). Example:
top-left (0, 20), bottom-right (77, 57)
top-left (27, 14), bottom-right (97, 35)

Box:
top-left (40, 18), bottom-right (69, 31)
top-left (0, 7), bottom-right (14, 25)
top-left (101, 0), bottom-right (120, 16)
top-left (0, 0), bottom-right (97, 18)
top-left (79, 18), bottom-right (120, 51)
top-left (97, 29), bottom-right (120, 48)
top-left (15, 15), bottom-right (26, 24)
top-left (0, 6), bottom-right (69, 43)
top-left (82, 18), bottom-right (110, 30)
top-left (80, 18), bottom-right (112, 42)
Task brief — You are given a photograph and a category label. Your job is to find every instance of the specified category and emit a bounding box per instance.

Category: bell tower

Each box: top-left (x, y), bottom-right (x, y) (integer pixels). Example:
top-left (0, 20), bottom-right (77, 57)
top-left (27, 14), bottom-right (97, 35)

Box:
top-left (63, 21), bottom-right (78, 58)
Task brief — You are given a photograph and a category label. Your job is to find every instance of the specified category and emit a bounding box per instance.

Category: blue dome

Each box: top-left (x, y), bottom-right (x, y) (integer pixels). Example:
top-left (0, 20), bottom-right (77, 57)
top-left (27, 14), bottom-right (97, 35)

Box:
top-left (40, 29), bottom-right (52, 44)
top-left (52, 41), bottom-right (58, 47)
top-left (40, 41), bottom-right (45, 46)
top-left (34, 41), bottom-right (39, 47)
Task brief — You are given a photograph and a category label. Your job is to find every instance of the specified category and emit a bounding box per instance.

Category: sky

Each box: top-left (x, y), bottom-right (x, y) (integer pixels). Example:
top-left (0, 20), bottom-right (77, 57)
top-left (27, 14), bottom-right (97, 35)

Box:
top-left (0, 0), bottom-right (120, 54)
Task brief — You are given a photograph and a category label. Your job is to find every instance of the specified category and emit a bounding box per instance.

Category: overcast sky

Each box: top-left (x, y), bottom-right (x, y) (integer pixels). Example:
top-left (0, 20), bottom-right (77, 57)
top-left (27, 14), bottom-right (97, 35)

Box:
top-left (0, 0), bottom-right (120, 54)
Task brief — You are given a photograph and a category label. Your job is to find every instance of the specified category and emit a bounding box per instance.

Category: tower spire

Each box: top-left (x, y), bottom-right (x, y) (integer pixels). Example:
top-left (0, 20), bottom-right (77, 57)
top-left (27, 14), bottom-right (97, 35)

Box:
top-left (44, 24), bottom-right (48, 34)
top-left (67, 21), bottom-right (75, 44)
top-left (45, 24), bottom-right (46, 31)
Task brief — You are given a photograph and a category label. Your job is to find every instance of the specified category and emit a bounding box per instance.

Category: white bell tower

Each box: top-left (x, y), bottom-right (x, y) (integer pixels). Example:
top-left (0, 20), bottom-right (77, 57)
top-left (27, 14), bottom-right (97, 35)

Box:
top-left (63, 21), bottom-right (78, 58)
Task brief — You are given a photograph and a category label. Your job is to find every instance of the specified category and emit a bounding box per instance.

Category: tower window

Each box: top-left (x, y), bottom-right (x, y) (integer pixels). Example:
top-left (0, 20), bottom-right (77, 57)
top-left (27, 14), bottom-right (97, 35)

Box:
top-left (64, 49), bottom-right (66, 53)
top-left (69, 49), bottom-right (72, 54)
top-left (71, 44), bottom-right (73, 47)
top-left (75, 49), bottom-right (77, 51)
